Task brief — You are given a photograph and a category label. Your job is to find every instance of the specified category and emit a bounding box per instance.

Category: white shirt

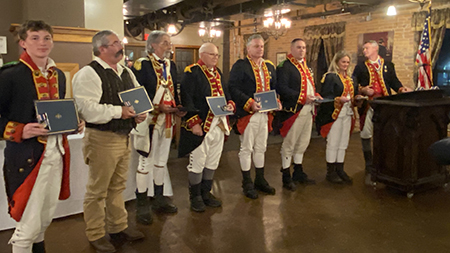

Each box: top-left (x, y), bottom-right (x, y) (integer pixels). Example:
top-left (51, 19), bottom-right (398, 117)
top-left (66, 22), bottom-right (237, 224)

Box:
top-left (72, 57), bottom-right (140, 124)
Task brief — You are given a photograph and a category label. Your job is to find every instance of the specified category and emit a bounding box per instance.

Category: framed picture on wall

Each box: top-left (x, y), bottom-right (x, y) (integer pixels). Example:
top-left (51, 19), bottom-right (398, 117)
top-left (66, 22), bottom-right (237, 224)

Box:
top-left (276, 52), bottom-right (287, 66)
top-left (357, 31), bottom-right (394, 64)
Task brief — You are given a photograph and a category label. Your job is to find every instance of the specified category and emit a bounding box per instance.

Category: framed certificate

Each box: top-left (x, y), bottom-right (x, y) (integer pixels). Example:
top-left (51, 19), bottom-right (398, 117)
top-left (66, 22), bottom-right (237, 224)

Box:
top-left (34, 99), bottom-right (79, 134)
top-left (118, 86), bottom-right (153, 115)
top-left (206, 96), bottom-right (233, 116)
top-left (254, 90), bottom-right (278, 112)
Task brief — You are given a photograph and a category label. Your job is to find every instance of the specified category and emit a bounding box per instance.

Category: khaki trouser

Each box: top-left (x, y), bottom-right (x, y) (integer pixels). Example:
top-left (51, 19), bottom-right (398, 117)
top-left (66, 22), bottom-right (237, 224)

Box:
top-left (82, 128), bottom-right (130, 241)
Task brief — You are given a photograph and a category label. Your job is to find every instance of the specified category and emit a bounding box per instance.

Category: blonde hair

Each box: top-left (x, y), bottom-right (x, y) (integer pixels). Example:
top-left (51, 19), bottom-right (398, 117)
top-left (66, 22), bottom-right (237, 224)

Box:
top-left (327, 51), bottom-right (351, 76)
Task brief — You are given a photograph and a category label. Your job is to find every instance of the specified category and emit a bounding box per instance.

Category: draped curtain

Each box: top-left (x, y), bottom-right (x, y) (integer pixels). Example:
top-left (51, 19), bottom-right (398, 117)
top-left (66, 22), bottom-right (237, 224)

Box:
top-left (304, 22), bottom-right (346, 87)
top-left (411, 8), bottom-right (450, 86)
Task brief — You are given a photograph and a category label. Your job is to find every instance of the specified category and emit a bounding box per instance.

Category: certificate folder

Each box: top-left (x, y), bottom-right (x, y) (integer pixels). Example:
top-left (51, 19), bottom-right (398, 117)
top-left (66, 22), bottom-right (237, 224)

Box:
top-left (118, 86), bottom-right (153, 115)
top-left (206, 96), bottom-right (233, 116)
top-left (254, 90), bottom-right (278, 112)
top-left (34, 99), bottom-right (79, 134)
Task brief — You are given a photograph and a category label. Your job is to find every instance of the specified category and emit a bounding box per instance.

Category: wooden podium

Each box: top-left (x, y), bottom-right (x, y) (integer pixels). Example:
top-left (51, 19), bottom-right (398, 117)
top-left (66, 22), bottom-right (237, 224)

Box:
top-left (370, 90), bottom-right (450, 197)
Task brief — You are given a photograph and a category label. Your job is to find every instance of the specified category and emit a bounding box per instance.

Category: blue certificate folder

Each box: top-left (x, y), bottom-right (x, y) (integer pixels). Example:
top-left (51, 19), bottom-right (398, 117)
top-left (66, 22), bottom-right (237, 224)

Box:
top-left (34, 99), bottom-right (79, 134)
top-left (254, 90), bottom-right (278, 112)
top-left (118, 86), bottom-right (153, 115)
top-left (206, 96), bottom-right (233, 116)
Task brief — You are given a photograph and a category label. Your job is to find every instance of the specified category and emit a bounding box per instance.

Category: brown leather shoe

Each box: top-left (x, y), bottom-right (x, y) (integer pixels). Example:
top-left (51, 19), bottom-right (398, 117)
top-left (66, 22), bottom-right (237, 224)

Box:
top-left (110, 227), bottom-right (144, 242)
top-left (89, 236), bottom-right (116, 253)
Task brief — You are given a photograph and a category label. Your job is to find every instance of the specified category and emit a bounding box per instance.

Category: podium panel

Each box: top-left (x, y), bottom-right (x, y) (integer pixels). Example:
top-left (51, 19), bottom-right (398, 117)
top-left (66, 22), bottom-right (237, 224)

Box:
top-left (371, 90), bottom-right (450, 196)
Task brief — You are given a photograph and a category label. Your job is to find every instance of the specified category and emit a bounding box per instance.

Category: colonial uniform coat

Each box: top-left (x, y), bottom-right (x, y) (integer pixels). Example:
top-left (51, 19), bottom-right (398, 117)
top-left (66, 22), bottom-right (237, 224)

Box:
top-left (352, 57), bottom-right (403, 131)
top-left (131, 54), bottom-right (179, 156)
top-left (228, 57), bottom-right (276, 134)
top-left (275, 55), bottom-right (319, 137)
top-left (0, 53), bottom-right (70, 222)
top-left (178, 60), bottom-right (234, 158)
top-left (316, 73), bottom-right (357, 137)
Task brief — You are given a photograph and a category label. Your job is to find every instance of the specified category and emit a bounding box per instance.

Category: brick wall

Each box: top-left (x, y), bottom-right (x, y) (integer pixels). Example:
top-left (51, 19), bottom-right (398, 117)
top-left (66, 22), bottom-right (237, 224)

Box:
top-left (228, 2), bottom-right (449, 89)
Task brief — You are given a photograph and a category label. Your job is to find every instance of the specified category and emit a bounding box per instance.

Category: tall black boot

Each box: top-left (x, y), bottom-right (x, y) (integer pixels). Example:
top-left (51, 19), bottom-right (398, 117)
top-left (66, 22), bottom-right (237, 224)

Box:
top-left (135, 190), bottom-right (153, 225)
top-left (281, 167), bottom-right (296, 191)
top-left (254, 167), bottom-right (276, 195)
top-left (201, 179), bottom-right (222, 207)
top-left (363, 151), bottom-right (374, 173)
top-left (326, 163), bottom-right (343, 184)
top-left (241, 170), bottom-right (258, 199)
top-left (153, 184), bottom-right (177, 213)
top-left (335, 163), bottom-right (352, 184)
top-left (292, 164), bottom-right (316, 184)
top-left (32, 241), bottom-right (45, 253)
top-left (189, 183), bottom-right (206, 212)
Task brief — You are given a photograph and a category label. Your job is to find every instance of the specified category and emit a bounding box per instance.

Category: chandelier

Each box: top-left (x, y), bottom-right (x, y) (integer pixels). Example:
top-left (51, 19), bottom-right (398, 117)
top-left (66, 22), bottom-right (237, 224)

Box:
top-left (198, 21), bottom-right (222, 42)
top-left (262, 5), bottom-right (291, 40)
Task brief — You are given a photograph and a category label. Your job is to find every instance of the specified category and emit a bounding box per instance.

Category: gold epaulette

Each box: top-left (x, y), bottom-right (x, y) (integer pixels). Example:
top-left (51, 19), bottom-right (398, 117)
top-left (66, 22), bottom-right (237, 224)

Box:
top-left (265, 60), bottom-right (275, 67)
top-left (133, 57), bottom-right (148, 71)
top-left (184, 64), bottom-right (196, 73)
top-left (321, 73), bottom-right (330, 84)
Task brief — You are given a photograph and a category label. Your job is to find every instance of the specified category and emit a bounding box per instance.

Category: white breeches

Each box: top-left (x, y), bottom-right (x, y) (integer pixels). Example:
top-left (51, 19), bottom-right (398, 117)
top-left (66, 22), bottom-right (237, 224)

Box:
top-left (239, 113), bottom-right (268, 171)
top-left (280, 113), bottom-right (313, 168)
top-left (326, 115), bottom-right (352, 163)
top-left (360, 107), bottom-right (374, 139)
top-left (136, 125), bottom-right (173, 196)
top-left (187, 125), bottom-right (225, 174)
top-left (10, 138), bottom-right (63, 252)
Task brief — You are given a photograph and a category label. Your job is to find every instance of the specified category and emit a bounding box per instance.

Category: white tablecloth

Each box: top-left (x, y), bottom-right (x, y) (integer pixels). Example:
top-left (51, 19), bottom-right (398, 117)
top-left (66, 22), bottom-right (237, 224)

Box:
top-left (0, 134), bottom-right (144, 231)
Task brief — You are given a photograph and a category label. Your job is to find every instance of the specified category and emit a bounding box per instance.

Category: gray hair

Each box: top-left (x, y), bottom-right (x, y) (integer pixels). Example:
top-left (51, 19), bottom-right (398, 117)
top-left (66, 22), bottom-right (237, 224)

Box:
top-left (365, 40), bottom-right (379, 51)
top-left (246, 34), bottom-right (264, 47)
top-left (92, 30), bottom-right (118, 56)
top-left (198, 42), bottom-right (217, 57)
top-left (146, 30), bottom-right (169, 53)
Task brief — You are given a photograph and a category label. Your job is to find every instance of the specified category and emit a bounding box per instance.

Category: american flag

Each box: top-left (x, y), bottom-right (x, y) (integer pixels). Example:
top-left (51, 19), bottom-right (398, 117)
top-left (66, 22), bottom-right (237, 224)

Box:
top-left (416, 3), bottom-right (433, 89)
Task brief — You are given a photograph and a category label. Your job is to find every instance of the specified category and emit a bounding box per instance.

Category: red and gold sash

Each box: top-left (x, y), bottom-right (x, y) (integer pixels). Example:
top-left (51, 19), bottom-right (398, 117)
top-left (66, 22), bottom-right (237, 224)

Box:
top-left (148, 54), bottom-right (175, 137)
top-left (287, 54), bottom-right (315, 105)
top-left (197, 60), bottom-right (231, 133)
top-left (365, 58), bottom-right (389, 98)
top-left (20, 51), bottom-right (59, 100)
top-left (331, 73), bottom-right (354, 120)
top-left (247, 55), bottom-right (271, 92)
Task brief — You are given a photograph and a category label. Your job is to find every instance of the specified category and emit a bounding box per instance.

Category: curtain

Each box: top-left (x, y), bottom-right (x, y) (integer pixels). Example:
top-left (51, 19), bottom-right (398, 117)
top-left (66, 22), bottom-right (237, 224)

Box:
top-left (304, 22), bottom-right (346, 87)
top-left (411, 8), bottom-right (450, 86)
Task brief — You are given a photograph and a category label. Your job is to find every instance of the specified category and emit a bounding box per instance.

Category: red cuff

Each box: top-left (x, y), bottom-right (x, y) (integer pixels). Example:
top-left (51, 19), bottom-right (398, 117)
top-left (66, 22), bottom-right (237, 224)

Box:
top-left (243, 98), bottom-right (255, 113)
top-left (186, 115), bottom-right (202, 129)
top-left (3, 121), bottom-right (25, 143)
top-left (227, 100), bottom-right (236, 113)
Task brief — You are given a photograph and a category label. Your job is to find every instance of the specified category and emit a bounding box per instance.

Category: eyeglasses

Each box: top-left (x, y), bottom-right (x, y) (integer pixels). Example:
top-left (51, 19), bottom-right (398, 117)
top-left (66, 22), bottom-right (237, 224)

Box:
top-left (160, 41), bottom-right (172, 47)
top-left (205, 53), bottom-right (221, 58)
top-left (105, 41), bottom-right (123, 47)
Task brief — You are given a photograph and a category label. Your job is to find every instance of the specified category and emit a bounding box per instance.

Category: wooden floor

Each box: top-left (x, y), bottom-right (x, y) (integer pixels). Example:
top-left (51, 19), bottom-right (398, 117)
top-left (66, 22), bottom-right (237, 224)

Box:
top-left (1, 133), bottom-right (450, 253)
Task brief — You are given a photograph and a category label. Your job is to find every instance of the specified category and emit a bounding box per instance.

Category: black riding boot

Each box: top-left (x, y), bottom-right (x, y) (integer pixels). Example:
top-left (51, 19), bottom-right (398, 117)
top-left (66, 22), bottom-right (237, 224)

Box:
top-left (201, 179), bottom-right (222, 207)
top-left (32, 241), bottom-right (45, 253)
top-left (189, 183), bottom-right (206, 212)
top-left (153, 184), bottom-right (178, 213)
top-left (254, 167), bottom-right (276, 195)
top-left (241, 170), bottom-right (258, 199)
top-left (135, 190), bottom-right (153, 225)
top-left (335, 163), bottom-right (352, 184)
top-left (292, 164), bottom-right (316, 184)
top-left (326, 163), bottom-right (343, 184)
top-left (281, 167), bottom-right (296, 191)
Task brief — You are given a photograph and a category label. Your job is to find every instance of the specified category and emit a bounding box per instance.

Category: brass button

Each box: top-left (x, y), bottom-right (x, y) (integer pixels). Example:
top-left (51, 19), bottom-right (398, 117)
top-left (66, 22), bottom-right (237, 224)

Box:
top-left (19, 168), bottom-right (24, 173)
top-left (11, 129), bottom-right (15, 134)
top-left (27, 159), bottom-right (32, 164)
top-left (9, 136), bottom-right (14, 141)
